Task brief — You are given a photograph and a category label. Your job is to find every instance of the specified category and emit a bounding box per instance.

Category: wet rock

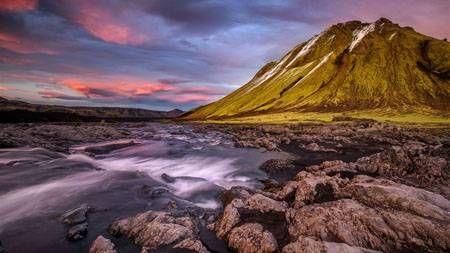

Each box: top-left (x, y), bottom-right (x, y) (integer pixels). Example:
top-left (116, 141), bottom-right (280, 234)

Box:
top-left (67, 222), bottom-right (88, 241)
top-left (302, 142), bottom-right (338, 153)
top-left (286, 199), bottom-right (450, 252)
top-left (260, 159), bottom-right (296, 174)
top-left (215, 198), bottom-right (244, 239)
top-left (109, 211), bottom-right (207, 252)
top-left (60, 203), bottom-right (90, 225)
top-left (161, 173), bottom-right (176, 183)
top-left (282, 236), bottom-right (381, 253)
top-left (228, 223), bottom-right (278, 253)
top-left (89, 236), bottom-right (117, 253)
top-left (139, 185), bottom-right (169, 198)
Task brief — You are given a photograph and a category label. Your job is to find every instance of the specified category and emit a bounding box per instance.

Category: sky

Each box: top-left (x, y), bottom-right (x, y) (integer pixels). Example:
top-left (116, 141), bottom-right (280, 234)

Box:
top-left (0, 0), bottom-right (449, 111)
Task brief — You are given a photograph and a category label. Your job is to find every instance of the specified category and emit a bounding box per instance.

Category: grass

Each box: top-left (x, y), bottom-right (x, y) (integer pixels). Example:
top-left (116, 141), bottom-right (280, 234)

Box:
top-left (192, 109), bottom-right (450, 127)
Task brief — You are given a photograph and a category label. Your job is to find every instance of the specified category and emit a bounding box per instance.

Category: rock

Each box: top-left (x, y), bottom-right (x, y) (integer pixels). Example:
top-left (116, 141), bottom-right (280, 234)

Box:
top-left (244, 193), bottom-right (288, 213)
top-left (89, 236), bottom-right (117, 253)
top-left (109, 211), bottom-right (207, 252)
top-left (61, 203), bottom-right (90, 225)
top-left (161, 173), bottom-right (176, 183)
top-left (303, 142), bottom-right (337, 153)
top-left (260, 159), bottom-right (296, 174)
top-left (282, 236), bottom-right (381, 253)
top-left (173, 238), bottom-right (209, 253)
top-left (215, 198), bottom-right (244, 239)
top-left (218, 186), bottom-right (252, 206)
top-left (67, 222), bottom-right (88, 241)
top-left (276, 171), bottom-right (345, 208)
top-left (286, 199), bottom-right (450, 252)
top-left (338, 175), bottom-right (450, 221)
top-left (228, 223), bottom-right (278, 253)
top-left (0, 240), bottom-right (4, 253)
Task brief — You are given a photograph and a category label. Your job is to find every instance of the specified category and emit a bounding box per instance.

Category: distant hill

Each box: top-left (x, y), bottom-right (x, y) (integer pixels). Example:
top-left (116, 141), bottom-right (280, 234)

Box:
top-left (184, 18), bottom-right (450, 123)
top-left (0, 97), bottom-right (183, 123)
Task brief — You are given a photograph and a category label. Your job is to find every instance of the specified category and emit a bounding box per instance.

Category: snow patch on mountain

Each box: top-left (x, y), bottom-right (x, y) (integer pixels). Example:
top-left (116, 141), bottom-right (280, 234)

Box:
top-left (349, 23), bottom-right (376, 52)
top-left (286, 33), bottom-right (323, 68)
top-left (389, 32), bottom-right (397, 41)
top-left (291, 51), bottom-right (334, 89)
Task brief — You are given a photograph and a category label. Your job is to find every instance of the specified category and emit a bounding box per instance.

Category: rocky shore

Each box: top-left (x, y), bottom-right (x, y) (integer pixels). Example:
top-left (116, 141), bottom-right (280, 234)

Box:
top-left (0, 121), bottom-right (448, 252)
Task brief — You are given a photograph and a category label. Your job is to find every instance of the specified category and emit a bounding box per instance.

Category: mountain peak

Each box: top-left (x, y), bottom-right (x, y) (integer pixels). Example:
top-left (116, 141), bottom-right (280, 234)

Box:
top-left (375, 17), bottom-right (393, 25)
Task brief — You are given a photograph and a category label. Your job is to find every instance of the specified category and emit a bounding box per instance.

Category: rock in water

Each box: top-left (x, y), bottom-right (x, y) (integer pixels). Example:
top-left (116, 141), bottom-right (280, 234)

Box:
top-left (60, 204), bottom-right (90, 225)
top-left (89, 236), bottom-right (117, 253)
top-left (67, 222), bottom-right (88, 241)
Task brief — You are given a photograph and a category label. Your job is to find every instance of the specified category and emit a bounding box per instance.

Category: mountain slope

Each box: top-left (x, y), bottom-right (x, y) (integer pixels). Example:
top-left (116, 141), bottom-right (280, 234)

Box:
top-left (184, 18), bottom-right (450, 122)
top-left (0, 97), bottom-right (183, 122)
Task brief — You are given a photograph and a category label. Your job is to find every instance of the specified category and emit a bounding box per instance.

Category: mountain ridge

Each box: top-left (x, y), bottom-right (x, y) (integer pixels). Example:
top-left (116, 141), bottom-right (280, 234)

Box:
top-left (0, 96), bottom-right (183, 122)
top-left (184, 18), bottom-right (450, 122)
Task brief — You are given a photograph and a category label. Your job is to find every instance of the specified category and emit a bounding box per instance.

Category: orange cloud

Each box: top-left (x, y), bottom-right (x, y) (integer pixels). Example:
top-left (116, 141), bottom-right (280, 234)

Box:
top-left (0, 32), bottom-right (58, 55)
top-left (0, 0), bottom-right (37, 12)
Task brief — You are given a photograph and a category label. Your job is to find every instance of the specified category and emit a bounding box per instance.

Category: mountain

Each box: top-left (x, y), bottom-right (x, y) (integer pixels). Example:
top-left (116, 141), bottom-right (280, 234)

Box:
top-left (184, 18), bottom-right (450, 123)
top-left (0, 97), bottom-right (183, 123)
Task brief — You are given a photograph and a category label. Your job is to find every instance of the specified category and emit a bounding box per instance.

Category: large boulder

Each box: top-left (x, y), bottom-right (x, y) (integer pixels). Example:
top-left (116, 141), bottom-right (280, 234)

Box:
top-left (286, 199), bottom-right (450, 252)
top-left (109, 211), bottom-right (208, 252)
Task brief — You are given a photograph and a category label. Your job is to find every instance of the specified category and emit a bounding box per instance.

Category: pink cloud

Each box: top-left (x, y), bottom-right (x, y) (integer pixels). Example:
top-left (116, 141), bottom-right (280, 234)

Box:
top-left (38, 90), bottom-right (84, 100)
top-left (59, 78), bottom-right (174, 98)
top-left (68, 0), bottom-right (150, 45)
top-left (0, 85), bottom-right (10, 92)
top-left (0, 32), bottom-right (58, 55)
top-left (0, 0), bottom-right (37, 12)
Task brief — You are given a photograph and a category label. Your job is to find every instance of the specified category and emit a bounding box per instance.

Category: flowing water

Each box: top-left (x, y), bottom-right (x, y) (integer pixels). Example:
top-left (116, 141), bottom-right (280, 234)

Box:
top-left (0, 123), bottom-right (288, 253)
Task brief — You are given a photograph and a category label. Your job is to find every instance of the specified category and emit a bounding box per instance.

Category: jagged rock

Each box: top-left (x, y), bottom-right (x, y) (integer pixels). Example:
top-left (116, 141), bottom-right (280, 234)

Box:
top-left (173, 238), bottom-right (209, 253)
top-left (228, 223), bottom-right (278, 253)
top-left (109, 211), bottom-right (207, 252)
top-left (215, 198), bottom-right (244, 239)
top-left (244, 193), bottom-right (288, 213)
top-left (89, 236), bottom-right (117, 253)
top-left (276, 171), bottom-right (345, 207)
top-left (282, 236), bottom-right (381, 253)
top-left (338, 175), bottom-right (450, 221)
top-left (61, 203), bottom-right (90, 225)
top-left (260, 159), bottom-right (296, 174)
top-left (286, 199), bottom-right (450, 252)
top-left (219, 186), bottom-right (252, 206)
top-left (67, 222), bottom-right (88, 241)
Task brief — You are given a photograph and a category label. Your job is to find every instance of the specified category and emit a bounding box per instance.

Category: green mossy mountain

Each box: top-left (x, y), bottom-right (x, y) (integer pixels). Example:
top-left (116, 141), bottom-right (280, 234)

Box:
top-left (184, 18), bottom-right (450, 121)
